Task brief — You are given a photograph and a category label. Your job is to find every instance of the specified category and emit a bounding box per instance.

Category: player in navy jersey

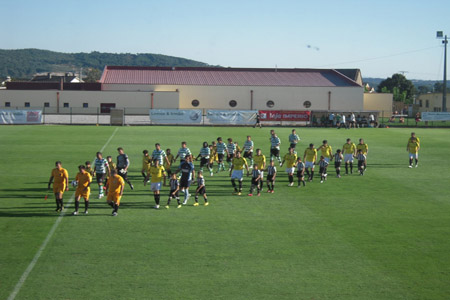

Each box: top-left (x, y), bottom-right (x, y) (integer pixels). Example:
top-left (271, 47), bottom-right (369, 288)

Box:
top-left (177, 155), bottom-right (195, 205)
top-left (334, 149), bottom-right (343, 178)
top-left (116, 147), bottom-right (134, 190)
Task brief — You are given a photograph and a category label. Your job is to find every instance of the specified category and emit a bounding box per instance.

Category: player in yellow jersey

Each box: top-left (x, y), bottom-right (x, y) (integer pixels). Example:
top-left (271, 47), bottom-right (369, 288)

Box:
top-left (317, 140), bottom-right (333, 163)
top-left (73, 165), bottom-right (92, 215)
top-left (229, 151), bottom-right (249, 195)
top-left (165, 148), bottom-right (175, 177)
top-left (281, 147), bottom-right (298, 186)
top-left (303, 143), bottom-right (317, 181)
top-left (141, 150), bottom-right (152, 182)
top-left (106, 169), bottom-right (125, 216)
top-left (48, 161), bottom-right (69, 212)
top-left (145, 160), bottom-right (166, 209)
top-left (342, 138), bottom-right (356, 175)
top-left (253, 149), bottom-right (266, 191)
top-left (407, 137), bottom-right (420, 168)
top-left (407, 132), bottom-right (420, 147)
top-left (356, 138), bottom-right (369, 170)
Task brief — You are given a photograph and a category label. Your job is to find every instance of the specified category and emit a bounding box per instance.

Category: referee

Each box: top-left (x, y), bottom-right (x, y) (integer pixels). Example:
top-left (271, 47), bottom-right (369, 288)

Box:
top-left (116, 147), bottom-right (134, 190)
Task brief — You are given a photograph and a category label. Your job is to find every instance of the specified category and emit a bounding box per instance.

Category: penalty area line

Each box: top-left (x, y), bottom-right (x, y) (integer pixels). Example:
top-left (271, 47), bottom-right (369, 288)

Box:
top-left (7, 127), bottom-right (120, 300)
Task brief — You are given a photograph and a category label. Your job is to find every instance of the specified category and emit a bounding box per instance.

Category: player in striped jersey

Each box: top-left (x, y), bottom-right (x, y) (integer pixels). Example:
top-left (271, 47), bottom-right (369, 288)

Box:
top-left (296, 157), bottom-right (306, 187)
top-left (152, 143), bottom-right (170, 167)
top-left (318, 156), bottom-right (329, 183)
top-left (356, 149), bottom-right (367, 175)
top-left (194, 171), bottom-right (209, 206)
top-left (196, 142), bottom-right (213, 176)
top-left (334, 149), bottom-right (343, 178)
top-left (243, 136), bottom-right (254, 167)
top-left (141, 150), bottom-right (152, 182)
top-left (317, 140), bottom-right (333, 163)
top-left (281, 147), bottom-right (298, 186)
top-left (266, 160), bottom-right (277, 193)
top-left (216, 137), bottom-right (227, 173)
top-left (270, 132), bottom-right (282, 166)
top-left (356, 138), bottom-right (368, 170)
top-left (229, 151), bottom-right (249, 195)
top-left (248, 165), bottom-right (262, 196)
top-left (253, 149), bottom-right (266, 191)
top-left (342, 138), bottom-right (356, 175)
top-left (303, 143), bottom-right (317, 181)
top-left (94, 152), bottom-right (109, 199)
top-left (289, 129), bottom-right (300, 149)
top-left (165, 173), bottom-right (181, 208)
top-left (175, 141), bottom-right (192, 166)
top-left (226, 138), bottom-right (237, 171)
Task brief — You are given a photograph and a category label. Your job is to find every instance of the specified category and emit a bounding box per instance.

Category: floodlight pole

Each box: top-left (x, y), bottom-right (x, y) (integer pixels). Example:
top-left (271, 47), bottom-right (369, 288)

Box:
top-left (443, 35), bottom-right (447, 112)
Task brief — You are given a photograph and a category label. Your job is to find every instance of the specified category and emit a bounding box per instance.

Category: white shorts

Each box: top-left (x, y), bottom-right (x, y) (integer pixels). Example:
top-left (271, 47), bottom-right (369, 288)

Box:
top-left (259, 171), bottom-right (264, 179)
top-left (231, 170), bottom-right (244, 180)
top-left (285, 167), bottom-right (295, 174)
top-left (344, 154), bottom-right (354, 163)
top-left (409, 153), bottom-right (418, 159)
top-left (305, 161), bottom-right (315, 169)
top-left (151, 182), bottom-right (162, 192)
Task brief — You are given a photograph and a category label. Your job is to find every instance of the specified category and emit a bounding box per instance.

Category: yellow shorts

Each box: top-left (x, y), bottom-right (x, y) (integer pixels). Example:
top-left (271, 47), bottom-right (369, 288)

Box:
top-left (107, 193), bottom-right (121, 205)
top-left (75, 187), bottom-right (90, 199)
top-left (53, 184), bottom-right (66, 194)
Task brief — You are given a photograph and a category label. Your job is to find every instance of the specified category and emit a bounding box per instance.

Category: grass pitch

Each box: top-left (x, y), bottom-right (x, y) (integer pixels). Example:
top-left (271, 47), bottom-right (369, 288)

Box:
top-left (1, 125), bottom-right (450, 300)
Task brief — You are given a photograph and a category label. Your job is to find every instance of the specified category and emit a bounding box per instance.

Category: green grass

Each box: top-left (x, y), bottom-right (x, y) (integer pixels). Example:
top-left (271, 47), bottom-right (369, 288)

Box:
top-left (1, 125), bottom-right (450, 300)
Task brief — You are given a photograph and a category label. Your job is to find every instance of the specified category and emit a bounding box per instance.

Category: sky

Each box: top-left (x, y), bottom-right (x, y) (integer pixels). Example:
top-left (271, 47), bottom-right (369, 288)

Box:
top-left (1, 0), bottom-right (449, 80)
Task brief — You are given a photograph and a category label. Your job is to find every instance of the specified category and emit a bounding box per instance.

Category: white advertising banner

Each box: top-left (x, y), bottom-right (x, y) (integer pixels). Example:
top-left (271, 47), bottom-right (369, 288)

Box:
top-left (421, 112), bottom-right (450, 121)
top-left (149, 109), bottom-right (202, 124)
top-left (0, 110), bottom-right (42, 124)
top-left (206, 110), bottom-right (257, 125)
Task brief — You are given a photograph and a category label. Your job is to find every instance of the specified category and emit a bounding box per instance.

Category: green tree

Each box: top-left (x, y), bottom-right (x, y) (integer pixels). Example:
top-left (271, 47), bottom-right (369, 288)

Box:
top-left (417, 85), bottom-right (431, 95)
top-left (377, 73), bottom-right (416, 103)
top-left (84, 68), bottom-right (102, 83)
top-left (433, 82), bottom-right (450, 93)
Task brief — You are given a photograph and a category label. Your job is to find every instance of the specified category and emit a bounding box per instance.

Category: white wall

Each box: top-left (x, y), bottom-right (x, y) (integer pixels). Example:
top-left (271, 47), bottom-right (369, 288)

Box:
top-left (0, 90), bottom-right (179, 110)
top-left (102, 84), bottom-right (364, 111)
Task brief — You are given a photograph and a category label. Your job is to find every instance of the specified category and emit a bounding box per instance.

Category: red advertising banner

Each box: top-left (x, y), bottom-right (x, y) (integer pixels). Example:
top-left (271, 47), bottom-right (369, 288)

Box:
top-left (259, 110), bottom-right (310, 121)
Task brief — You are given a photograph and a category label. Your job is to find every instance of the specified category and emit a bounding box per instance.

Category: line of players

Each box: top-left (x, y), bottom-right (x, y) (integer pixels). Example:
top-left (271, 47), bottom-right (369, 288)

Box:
top-left (48, 129), bottom-right (371, 216)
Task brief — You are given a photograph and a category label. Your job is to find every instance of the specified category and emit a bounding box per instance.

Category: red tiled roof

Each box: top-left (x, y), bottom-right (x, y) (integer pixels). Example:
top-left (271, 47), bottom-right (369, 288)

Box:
top-left (100, 66), bottom-right (361, 87)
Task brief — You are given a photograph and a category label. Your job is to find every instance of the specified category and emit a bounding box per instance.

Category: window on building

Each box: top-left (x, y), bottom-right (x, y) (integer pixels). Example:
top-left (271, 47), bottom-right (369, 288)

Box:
top-left (191, 99), bottom-right (200, 107)
top-left (5, 102), bottom-right (10, 107)
top-left (419, 100), bottom-right (422, 107)
top-left (303, 101), bottom-right (311, 108)
top-left (24, 102), bottom-right (30, 107)
top-left (425, 100), bottom-right (429, 108)
top-left (63, 103), bottom-right (69, 108)
top-left (266, 100), bottom-right (275, 108)
top-left (44, 102), bottom-right (50, 107)
top-left (83, 103), bottom-right (89, 108)
top-left (229, 100), bottom-right (237, 107)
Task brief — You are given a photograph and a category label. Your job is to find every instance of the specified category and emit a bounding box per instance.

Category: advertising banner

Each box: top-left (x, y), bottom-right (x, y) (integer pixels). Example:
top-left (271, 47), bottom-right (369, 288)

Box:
top-left (0, 110), bottom-right (42, 124)
top-left (149, 109), bottom-right (202, 124)
top-left (259, 110), bottom-right (310, 121)
top-left (421, 112), bottom-right (450, 121)
top-left (206, 110), bottom-right (257, 125)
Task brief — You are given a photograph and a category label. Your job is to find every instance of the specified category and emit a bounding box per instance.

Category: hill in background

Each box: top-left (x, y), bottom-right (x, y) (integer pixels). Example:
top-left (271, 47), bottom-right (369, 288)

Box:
top-left (0, 48), bottom-right (211, 80)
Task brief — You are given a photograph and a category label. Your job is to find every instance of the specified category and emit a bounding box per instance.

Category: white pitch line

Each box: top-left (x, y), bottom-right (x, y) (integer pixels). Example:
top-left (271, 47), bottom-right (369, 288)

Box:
top-left (7, 127), bottom-right (119, 300)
